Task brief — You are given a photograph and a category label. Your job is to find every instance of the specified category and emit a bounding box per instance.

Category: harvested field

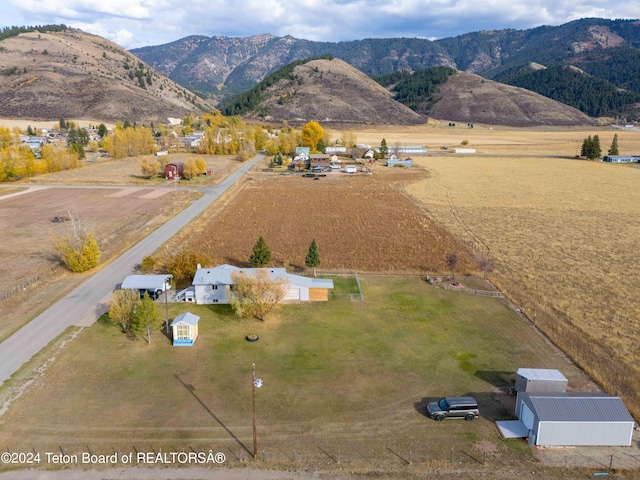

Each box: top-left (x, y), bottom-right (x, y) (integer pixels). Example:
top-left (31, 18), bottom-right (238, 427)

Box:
top-left (352, 123), bottom-right (640, 157)
top-left (405, 154), bottom-right (640, 417)
top-left (21, 154), bottom-right (239, 186)
top-left (156, 167), bottom-right (480, 275)
top-left (0, 186), bottom-right (199, 340)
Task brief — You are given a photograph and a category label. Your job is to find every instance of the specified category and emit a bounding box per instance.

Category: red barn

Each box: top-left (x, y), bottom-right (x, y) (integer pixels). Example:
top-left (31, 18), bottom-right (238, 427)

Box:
top-left (164, 162), bottom-right (184, 180)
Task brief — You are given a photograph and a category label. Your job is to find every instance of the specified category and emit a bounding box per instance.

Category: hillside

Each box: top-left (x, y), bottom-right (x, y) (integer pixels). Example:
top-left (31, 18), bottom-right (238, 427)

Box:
top-left (494, 64), bottom-right (640, 118)
top-left (132, 18), bottom-right (640, 118)
top-left (423, 71), bottom-right (596, 127)
top-left (225, 58), bottom-right (426, 126)
top-left (0, 28), bottom-right (214, 123)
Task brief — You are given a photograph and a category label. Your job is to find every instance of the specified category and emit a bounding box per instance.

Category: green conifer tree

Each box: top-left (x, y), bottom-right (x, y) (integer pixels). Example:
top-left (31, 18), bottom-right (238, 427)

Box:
top-left (305, 239), bottom-right (321, 277)
top-left (249, 236), bottom-right (271, 267)
top-left (608, 134), bottom-right (619, 156)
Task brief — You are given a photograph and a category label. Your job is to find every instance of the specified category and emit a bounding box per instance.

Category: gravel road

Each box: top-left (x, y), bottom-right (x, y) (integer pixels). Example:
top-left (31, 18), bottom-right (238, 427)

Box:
top-left (0, 154), bottom-right (263, 387)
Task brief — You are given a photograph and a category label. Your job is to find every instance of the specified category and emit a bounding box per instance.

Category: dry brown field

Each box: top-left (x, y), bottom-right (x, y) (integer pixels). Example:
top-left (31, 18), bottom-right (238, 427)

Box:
top-left (384, 127), bottom-right (640, 417)
top-left (352, 122), bottom-right (639, 157)
top-left (154, 167), bottom-right (480, 276)
top-left (0, 186), bottom-right (198, 341)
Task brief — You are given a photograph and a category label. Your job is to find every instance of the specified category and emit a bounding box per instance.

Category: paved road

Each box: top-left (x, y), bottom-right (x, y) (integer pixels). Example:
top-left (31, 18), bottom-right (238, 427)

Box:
top-left (0, 154), bottom-right (264, 387)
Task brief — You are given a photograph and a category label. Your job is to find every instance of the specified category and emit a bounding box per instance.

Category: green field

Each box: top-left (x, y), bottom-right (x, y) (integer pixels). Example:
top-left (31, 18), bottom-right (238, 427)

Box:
top-left (0, 276), bottom-right (591, 475)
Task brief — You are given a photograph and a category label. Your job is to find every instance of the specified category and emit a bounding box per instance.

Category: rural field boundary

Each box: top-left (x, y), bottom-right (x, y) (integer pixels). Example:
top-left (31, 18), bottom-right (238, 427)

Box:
top-left (426, 275), bottom-right (505, 298)
top-left (0, 264), bottom-right (61, 303)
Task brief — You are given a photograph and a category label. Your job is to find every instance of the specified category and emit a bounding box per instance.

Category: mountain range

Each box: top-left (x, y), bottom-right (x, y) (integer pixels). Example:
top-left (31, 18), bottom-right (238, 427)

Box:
top-left (132, 18), bottom-right (640, 119)
top-left (1, 19), bottom-right (638, 126)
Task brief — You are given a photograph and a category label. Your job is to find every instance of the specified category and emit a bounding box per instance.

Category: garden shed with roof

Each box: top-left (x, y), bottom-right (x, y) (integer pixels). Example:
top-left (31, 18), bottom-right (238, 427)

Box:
top-left (170, 312), bottom-right (200, 346)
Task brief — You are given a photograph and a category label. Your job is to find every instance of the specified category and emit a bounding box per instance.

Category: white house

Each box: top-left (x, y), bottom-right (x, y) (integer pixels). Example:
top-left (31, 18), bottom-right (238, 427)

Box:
top-left (176, 264), bottom-right (333, 304)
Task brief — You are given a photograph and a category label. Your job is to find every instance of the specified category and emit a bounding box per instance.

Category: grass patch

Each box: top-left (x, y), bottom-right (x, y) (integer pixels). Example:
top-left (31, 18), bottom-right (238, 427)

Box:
top-left (0, 276), bottom-right (580, 473)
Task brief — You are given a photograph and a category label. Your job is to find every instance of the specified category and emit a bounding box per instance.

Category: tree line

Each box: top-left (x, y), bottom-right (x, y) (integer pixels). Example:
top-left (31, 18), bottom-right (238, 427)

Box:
top-left (0, 24), bottom-right (67, 41)
top-left (501, 65), bottom-right (639, 118)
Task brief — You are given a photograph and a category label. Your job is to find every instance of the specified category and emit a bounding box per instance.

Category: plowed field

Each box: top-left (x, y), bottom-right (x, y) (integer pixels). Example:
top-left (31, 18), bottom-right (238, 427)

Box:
top-left (159, 167), bottom-right (480, 274)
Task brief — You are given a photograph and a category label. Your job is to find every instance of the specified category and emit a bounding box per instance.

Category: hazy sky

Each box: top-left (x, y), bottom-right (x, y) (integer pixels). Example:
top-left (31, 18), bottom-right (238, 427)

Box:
top-left (3, 0), bottom-right (639, 49)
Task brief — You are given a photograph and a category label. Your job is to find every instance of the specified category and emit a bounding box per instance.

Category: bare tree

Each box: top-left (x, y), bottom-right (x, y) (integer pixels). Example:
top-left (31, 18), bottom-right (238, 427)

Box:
top-left (445, 252), bottom-right (459, 281)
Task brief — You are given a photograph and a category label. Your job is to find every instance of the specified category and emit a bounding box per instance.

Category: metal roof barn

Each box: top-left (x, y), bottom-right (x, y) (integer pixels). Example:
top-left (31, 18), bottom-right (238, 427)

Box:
top-left (515, 392), bottom-right (635, 446)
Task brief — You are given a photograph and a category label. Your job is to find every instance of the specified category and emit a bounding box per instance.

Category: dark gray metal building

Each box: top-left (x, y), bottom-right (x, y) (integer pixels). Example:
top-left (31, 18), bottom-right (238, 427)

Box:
top-left (515, 392), bottom-right (635, 446)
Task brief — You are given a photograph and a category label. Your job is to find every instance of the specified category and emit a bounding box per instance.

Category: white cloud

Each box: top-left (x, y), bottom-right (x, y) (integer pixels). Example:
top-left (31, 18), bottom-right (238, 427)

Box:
top-left (4, 0), bottom-right (640, 48)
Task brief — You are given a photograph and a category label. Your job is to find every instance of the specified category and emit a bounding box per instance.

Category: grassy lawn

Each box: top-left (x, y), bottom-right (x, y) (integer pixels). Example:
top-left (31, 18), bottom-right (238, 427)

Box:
top-left (0, 276), bottom-right (586, 473)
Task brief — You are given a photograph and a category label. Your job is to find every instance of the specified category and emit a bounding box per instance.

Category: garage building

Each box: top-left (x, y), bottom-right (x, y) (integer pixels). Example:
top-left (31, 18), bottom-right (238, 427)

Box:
top-left (515, 392), bottom-right (635, 446)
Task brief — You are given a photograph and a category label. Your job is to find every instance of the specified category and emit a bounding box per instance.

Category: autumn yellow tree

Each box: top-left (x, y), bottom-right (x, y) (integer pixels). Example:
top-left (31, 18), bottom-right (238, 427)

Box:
top-left (139, 157), bottom-right (161, 178)
top-left (302, 121), bottom-right (324, 153)
top-left (229, 270), bottom-right (289, 321)
top-left (54, 210), bottom-right (101, 272)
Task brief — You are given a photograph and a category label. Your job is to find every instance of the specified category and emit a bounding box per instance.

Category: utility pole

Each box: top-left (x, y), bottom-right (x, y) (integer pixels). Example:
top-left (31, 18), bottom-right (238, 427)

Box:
top-left (252, 362), bottom-right (257, 459)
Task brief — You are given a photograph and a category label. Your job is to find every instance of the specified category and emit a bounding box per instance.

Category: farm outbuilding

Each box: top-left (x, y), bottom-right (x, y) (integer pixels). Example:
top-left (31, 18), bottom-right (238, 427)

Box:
top-left (602, 155), bottom-right (640, 163)
top-left (176, 264), bottom-right (334, 304)
top-left (386, 158), bottom-right (413, 168)
top-left (452, 148), bottom-right (476, 154)
top-left (171, 312), bottom-right (200, 346)
top-left (164, 162), bottom-right (184, 180)
top-left (515, 392), bottom-right (635, 446)
top-left (120, 274), bottom-right (172, 300)
top-left (515, 368), bottom-right (568, 393)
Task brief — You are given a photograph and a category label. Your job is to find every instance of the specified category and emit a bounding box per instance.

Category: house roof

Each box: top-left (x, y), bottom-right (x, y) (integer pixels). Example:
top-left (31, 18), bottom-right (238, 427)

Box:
top-left (121, 274), bottom-right (171, 290)
top-left (521, 393), bottom-right (634, 423)
top-left (517, 368), bottom-right (567, 381)
top-left (192, 264), bottom-right (333, 289)
top-left (171, 312), bottom-right (200, 326)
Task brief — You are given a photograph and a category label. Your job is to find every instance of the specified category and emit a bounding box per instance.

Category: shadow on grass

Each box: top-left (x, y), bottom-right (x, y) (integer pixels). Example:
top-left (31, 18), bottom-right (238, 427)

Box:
top-left (475, 370), bottom-right (515, 388)
top-left (174, 374), bottom-right (252, 457)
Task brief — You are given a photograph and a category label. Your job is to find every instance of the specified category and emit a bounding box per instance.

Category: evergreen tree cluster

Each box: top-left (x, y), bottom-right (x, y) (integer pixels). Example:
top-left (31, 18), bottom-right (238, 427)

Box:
top-left (221, 55), bottom-right (334, 116)
top-left (502, 65), bottom-right (639, 117)
top-left (0, 24), bottom-right (67, 41)
top-left (373, 67), bottom-right (456, 113)
top-left (581, 135), bottom-right (602, 159)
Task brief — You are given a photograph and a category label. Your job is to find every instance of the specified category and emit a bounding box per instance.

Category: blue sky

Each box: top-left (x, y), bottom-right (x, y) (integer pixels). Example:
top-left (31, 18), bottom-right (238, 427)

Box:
top-left (3, 0), bottom-right (639, 49)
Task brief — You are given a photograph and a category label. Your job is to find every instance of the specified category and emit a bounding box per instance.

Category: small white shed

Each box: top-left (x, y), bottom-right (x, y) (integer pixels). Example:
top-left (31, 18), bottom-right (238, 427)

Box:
top-left (515, 368), bottom-right (568, 393)
top-left (171, 312), bottom-right (200, 346)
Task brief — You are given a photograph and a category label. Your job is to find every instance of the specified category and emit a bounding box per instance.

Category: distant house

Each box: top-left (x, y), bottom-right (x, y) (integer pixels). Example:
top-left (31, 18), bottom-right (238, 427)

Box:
top-left (171, 312), bottom-right (200, 346)
top-left (326, 146), bottom-right (347, 154)
top-left (310, 154), bottom-right (331, 169)
top-left (603, 155), bottom-right (639, 163)
top-left (386, 158), bottom-right (413, 168)
top-left (175, 264), bottom-right (334, 304)
top-left (452, 148), bottom-right (476, 154)
top-left (515, 392), bottom-right (634, 446)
